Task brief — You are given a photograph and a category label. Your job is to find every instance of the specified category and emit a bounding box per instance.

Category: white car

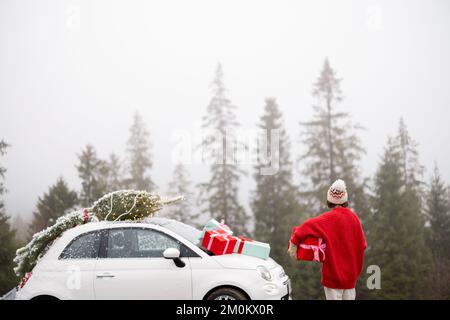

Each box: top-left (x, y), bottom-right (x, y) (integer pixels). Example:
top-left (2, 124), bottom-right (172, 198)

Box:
top-left (16, 218), bottom-right (291, 300)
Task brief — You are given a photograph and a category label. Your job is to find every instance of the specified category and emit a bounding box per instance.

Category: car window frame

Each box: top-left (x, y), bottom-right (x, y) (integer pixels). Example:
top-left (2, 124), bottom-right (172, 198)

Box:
top-left (99, 226), bottom-right (200, 259)
top-left (58, 229), bottom-right (105, 260)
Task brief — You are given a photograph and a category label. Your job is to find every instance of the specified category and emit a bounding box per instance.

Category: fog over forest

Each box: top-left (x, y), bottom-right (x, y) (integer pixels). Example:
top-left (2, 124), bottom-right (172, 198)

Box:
top-left (1, 0), bottom-right (449, 219)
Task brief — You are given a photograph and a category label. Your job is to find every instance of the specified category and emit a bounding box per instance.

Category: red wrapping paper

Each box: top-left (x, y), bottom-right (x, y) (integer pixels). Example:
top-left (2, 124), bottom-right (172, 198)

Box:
top-left (201, 230), bottom-right (237, 255)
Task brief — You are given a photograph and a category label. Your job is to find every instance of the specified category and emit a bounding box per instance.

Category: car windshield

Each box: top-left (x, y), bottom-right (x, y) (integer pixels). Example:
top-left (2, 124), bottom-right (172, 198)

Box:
top-left (143, 217), bottom-right (201, 245)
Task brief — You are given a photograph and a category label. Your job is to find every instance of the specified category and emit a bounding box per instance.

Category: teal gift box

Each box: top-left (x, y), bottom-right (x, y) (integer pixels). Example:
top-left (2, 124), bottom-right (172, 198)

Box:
top-left (235, 237), bottom-right (270, 260)
top-left (198, 219), bottom-right (233, 245)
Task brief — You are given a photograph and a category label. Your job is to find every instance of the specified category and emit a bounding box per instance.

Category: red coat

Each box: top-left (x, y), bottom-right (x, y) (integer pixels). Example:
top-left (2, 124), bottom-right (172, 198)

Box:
top-left (290, 206), bottom-right (367, 289)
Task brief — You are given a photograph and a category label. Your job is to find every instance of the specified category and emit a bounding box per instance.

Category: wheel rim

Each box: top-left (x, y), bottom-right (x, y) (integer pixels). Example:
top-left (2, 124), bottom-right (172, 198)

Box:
top-left (214, 295), bottom-right (236, 300)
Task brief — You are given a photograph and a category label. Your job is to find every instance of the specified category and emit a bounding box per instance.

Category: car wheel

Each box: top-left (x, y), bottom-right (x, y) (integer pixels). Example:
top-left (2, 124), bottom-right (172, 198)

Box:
top-left (31, 295), bottom-right (59, 300)
top-left (206, 287), bottom-right (249, 300)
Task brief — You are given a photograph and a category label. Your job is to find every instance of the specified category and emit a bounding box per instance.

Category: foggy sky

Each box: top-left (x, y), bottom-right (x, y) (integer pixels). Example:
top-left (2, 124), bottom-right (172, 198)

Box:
top-left (1, 0), bottom-right (449, 219)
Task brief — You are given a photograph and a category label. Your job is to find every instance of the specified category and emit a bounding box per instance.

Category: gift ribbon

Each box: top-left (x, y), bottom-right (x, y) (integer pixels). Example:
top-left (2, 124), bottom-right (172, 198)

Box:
top-left (220, 235), bottom-right (234, 254)
top-left (235, 236), bottom-right (253, 254)
top-left (206, 230), bottom-right (227, 250)
top-left (218, 219), bottom-right (232, 234)
top-left (206, 231), bottom-right (234, 254)
top-left (299, 238), bottom-right (326, 262)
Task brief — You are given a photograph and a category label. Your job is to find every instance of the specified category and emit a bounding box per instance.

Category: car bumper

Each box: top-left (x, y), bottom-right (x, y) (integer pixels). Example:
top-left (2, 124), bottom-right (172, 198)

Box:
top-left (249, 275), bottom-right (291, 300)
top-left (281, 278), bottom-right (292, 300)
top-left (258, 264), bottom-right (292, 300)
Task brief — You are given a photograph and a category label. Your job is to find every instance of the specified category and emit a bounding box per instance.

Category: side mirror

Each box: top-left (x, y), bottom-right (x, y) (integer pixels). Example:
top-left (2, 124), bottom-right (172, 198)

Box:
top-left (163, 248), bottom-right (180, 259)
top-left (163, 248), bottom-right (185, 268)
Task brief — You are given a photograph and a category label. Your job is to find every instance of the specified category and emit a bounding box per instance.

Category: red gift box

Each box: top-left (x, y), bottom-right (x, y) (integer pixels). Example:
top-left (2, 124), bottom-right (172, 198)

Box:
top-left (297, 236), bottom-right (326, 262)
top-left (201, 230), bottom-right (237, 255)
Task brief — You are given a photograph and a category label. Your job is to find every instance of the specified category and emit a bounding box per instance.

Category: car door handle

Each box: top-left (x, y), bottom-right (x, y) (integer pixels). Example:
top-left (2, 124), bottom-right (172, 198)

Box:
top-left (96, 273), bottom-right (115, 279)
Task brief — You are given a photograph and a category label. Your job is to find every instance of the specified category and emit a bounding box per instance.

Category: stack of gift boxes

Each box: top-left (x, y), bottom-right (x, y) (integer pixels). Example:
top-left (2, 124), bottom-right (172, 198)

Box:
top-left (198, 219), bottom-right (270, 260)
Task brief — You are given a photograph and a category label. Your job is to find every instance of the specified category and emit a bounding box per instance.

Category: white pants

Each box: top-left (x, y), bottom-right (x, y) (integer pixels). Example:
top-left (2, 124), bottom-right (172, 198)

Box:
top-left (324, 287), bottom-right (356, 300)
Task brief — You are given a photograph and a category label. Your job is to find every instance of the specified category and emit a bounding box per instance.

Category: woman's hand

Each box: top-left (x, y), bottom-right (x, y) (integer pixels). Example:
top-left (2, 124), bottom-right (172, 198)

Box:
top-left (287, 241), bottom-right (297, 259)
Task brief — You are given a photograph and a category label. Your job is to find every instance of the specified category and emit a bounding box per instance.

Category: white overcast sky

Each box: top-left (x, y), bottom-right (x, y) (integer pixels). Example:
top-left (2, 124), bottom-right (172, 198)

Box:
top-left (1, 0), bottom-right (449, 218)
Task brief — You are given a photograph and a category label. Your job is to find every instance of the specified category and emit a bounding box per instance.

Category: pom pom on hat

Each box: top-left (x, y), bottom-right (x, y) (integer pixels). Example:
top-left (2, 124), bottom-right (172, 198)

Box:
top-left (327, 179), bottom-right (348, 205)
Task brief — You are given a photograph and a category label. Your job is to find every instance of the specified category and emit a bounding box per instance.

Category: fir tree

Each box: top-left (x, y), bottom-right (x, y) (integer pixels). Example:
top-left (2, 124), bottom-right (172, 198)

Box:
top-left (0, 211), bottom-right (17, 295)
top-left (165, 163), bottom-right (199, 226)
top-left (251, 98), bottom-right (315, 299)
top-left (11, 213), bottom-right (29, 244)
top-left (200, 63), bottom-right (247, 234)
top-left (299, 59), bottom-right (369, 299)
top-left (29, 177), bottom-right (78, 234)
top-left (397, 118), bottom-right (424, 188)
top-left (76, 145), bottom-right (109, 207)
top-left (106, 153), bottom-right (126, 191)
top-left (366, 135), bottom-right (430, 299)
top-left (252, 98), bottom-right (298, 262)
top-left (300, 58), bottom-right (368, 216)
top-left (126, 112), bottom-right (154, 191)
top-left (0, 140), bottom-right (18, 294)
top-left (0, 140), bottom-right (8, 198)
top-left (426, 164), bottom-right (450, 260)
top-left (425, 164), bottom-right (450, 299)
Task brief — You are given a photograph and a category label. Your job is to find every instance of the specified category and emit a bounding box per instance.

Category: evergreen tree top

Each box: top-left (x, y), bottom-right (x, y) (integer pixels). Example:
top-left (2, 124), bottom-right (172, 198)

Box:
top-left (396, 118), bottom-right (424, 188)
top-left (126, 112), bottom-right (154, 191)
top-left (368, 134), bottom-right (430, 299)
top-left (199, 64), bottom-right (247, 233)
top-left (426, 163), bottom-right (450, 258)
top-left (203, 63), bottom-right (239, 133)
top-left (313, 58), bottom-right (342, 104)
top-left (255, 97), bottom-right (292, 181)
top-left (30, 177), bottom-right (78, 234)
top-left (299, 58), bottom-right (366, 213)
top-left (0, 140), bottom-right (10, 196)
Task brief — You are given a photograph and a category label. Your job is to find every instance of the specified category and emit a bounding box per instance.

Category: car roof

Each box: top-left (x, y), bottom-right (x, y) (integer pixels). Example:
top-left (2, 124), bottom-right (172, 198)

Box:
top-left (41, 217), bottom-right (207, 262)
top-left (72, 217), bottom-right (183, 231)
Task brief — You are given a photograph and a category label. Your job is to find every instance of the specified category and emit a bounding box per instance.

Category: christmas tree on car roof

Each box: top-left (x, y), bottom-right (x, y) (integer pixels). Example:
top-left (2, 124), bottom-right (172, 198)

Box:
top-left (14, 190), bottom-right (184, 280)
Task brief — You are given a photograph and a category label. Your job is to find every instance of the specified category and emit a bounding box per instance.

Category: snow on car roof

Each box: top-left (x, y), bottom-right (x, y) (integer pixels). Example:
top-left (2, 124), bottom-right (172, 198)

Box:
top-left (73, 217), bottom-right (176, 228)
top-left (144, 217), bottom-right (201, 244)
top-left (71, 217), bottom-right (201, 244)
top-left (142, 217), bottom-right (178, 225)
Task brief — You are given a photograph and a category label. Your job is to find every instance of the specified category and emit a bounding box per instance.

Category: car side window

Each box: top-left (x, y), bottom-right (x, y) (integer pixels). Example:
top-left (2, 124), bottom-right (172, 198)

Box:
top-left (106, 228), bottom-right (182, 258)
top-left (60, 231), bottom-right (101, 259)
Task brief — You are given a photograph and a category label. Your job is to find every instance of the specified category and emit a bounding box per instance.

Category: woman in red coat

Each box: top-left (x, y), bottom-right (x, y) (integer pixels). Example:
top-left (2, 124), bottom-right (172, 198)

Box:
top-left (288, 179), bottom-right (367, 300)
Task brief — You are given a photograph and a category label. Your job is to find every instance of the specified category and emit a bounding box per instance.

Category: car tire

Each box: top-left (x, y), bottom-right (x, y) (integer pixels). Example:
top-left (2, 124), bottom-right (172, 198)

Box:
top-left (206, 287), bottom-right (249, 300)
top-left (31, 295), bottom-right (59, 300)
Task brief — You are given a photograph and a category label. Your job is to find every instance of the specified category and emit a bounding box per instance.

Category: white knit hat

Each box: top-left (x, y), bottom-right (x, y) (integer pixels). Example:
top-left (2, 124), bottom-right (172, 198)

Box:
top-left (327, 179), bottom-right (348, 205)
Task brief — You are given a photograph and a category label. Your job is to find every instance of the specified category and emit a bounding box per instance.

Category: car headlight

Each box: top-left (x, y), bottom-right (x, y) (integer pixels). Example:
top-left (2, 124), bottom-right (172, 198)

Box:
top-left (256, 265), bottom-right (273, 281)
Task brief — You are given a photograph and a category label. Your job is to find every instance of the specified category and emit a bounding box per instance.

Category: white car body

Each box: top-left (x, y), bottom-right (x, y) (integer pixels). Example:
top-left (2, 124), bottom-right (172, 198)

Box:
top-left (15, 218), bottom-right (291, 300)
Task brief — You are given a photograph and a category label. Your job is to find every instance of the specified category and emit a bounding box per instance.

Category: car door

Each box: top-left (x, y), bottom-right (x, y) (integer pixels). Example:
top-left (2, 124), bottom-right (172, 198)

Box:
top-left (56, 230), bottom-right (103, 299)
top-left (94, 227), bottom-right (193, 299)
